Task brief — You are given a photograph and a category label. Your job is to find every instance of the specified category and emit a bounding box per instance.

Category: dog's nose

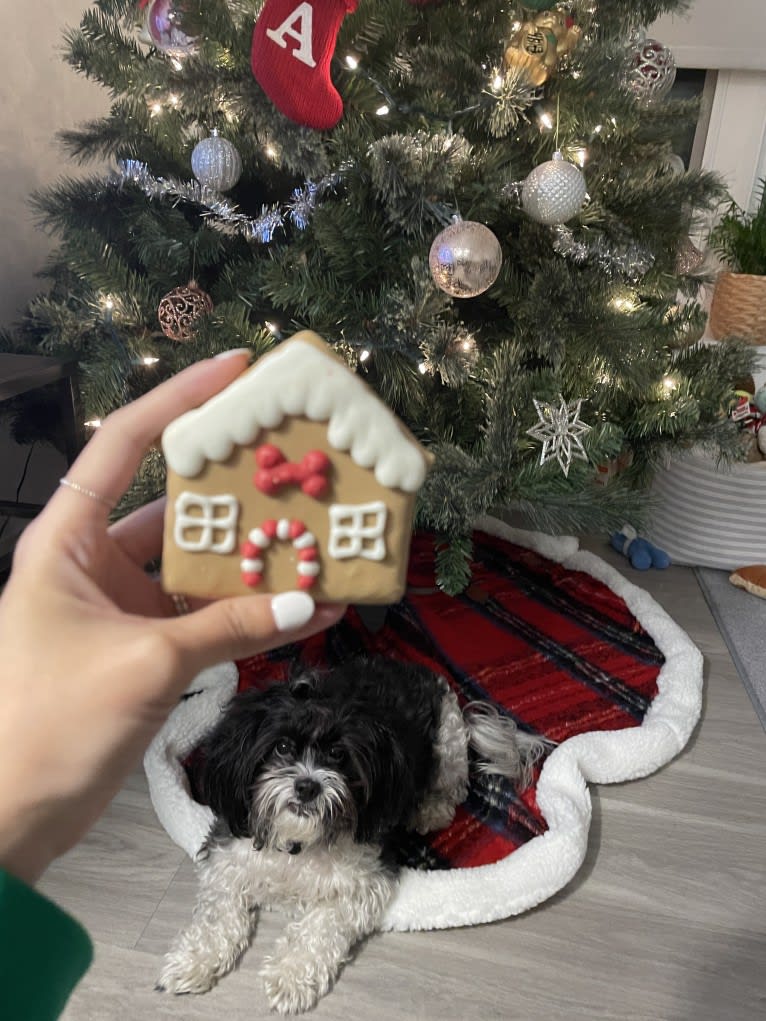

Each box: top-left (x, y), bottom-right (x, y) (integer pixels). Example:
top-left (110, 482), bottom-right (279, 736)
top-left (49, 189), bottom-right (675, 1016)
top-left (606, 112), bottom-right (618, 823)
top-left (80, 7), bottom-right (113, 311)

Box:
top-left (294, 777), bottom-right (321, 803)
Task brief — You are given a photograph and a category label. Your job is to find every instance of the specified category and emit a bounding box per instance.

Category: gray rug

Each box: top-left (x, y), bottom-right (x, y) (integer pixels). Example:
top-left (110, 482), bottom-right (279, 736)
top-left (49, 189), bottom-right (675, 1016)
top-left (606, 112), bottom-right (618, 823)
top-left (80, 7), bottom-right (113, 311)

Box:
top-left (696, 567), bottom-right (766, 731)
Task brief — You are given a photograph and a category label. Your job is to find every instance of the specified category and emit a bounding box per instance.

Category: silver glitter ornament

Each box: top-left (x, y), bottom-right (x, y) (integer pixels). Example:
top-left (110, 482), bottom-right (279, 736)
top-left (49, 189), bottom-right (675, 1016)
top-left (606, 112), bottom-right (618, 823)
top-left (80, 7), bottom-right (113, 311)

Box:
top-left (428, 220), bottom-right (503, 298)
top-left (676, 237), bottom-right (705, 276)
top-left (522, 152), bottom-right (587, 226)
top-left (623, 37), bottom-right (677, 106)
top-left (191, 131), bottom-right (242, 193)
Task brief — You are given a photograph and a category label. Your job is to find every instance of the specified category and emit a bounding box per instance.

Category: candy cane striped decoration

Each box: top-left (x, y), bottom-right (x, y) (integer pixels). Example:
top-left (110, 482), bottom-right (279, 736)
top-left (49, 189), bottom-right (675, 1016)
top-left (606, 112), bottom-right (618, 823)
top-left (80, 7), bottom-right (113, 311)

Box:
top-left (240, 518), bottom-right (319, 589)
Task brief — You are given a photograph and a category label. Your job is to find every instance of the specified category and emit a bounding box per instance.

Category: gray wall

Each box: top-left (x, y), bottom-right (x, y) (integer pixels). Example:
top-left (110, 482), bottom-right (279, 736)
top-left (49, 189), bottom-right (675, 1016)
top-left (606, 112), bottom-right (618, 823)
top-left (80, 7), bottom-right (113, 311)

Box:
top-left (0, 0), bottom-right (107, 327)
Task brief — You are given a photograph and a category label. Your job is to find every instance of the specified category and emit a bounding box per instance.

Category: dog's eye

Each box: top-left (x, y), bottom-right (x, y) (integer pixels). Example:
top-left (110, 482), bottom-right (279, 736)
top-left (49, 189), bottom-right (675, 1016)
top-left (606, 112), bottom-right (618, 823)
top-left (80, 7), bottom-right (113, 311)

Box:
top-left (275, 738), bottom-right (295, 757)
top-left (327, 744), bottom-right (345, 764)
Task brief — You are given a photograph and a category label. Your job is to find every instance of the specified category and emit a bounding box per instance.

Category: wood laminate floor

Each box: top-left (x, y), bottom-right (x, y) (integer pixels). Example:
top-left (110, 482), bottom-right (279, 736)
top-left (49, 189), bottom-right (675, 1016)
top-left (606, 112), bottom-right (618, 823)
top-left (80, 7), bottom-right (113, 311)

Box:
top-left (41, 541), bottom-right (766, 1020)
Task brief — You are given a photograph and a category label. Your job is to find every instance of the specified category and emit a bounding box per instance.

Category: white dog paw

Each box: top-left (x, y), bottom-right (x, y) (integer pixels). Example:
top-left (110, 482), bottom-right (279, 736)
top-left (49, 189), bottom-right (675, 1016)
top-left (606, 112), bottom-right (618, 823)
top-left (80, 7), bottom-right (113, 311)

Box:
top-left (260, 957), bottom-right (331, 1015)
top-left (157, 953), bottom-right (219, 996)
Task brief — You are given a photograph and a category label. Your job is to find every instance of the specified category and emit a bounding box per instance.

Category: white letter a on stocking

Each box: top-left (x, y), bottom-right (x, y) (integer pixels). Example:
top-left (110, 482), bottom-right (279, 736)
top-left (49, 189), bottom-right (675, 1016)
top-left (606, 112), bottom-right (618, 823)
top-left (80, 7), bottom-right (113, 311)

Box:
top-left (265, 2), bottom-right (317, 68)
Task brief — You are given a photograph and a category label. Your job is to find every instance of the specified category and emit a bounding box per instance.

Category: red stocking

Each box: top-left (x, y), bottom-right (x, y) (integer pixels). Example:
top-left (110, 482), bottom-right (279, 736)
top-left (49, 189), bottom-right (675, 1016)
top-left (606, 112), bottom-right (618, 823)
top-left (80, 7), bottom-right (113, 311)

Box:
top-left (251, 0), bottom-right (358, 131)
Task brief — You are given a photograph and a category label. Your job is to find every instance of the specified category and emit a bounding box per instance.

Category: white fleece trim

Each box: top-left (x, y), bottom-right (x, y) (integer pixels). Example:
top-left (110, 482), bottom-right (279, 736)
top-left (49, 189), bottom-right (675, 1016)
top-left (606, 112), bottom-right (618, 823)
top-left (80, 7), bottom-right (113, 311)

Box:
top-left (143, 662), bottom-right (239, 861)
top-left (143, 517), bottom-right (702, 930)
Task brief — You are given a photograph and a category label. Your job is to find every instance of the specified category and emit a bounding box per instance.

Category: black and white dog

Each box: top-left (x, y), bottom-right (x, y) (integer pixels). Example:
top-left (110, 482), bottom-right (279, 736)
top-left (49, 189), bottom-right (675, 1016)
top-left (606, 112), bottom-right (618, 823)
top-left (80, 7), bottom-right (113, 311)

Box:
top-left (158, 657), bottom-right (545, 1013)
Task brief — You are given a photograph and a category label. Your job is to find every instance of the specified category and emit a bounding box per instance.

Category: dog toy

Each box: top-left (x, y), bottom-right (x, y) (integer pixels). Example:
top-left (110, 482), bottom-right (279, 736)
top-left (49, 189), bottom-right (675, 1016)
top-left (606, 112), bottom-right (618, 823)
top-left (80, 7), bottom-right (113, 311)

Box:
top-left (609, 524), bottom-right (670, 571)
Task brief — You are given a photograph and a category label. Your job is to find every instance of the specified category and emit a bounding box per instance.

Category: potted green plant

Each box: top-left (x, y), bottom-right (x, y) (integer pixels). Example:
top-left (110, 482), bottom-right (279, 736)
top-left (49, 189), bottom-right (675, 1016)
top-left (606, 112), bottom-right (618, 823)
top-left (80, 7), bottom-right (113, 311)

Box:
top-left (708, 180), bottom-right (766, 344)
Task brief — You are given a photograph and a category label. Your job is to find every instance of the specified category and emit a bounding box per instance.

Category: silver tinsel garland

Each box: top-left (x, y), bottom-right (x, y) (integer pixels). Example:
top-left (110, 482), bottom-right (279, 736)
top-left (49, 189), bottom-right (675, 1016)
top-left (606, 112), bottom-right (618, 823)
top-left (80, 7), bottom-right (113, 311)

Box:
top-left (550, 225), bottom-right (655, 282)
top-left (111, 159), bottom-right (344, 243)
top-left (502, 179), bottom-right (655, 282)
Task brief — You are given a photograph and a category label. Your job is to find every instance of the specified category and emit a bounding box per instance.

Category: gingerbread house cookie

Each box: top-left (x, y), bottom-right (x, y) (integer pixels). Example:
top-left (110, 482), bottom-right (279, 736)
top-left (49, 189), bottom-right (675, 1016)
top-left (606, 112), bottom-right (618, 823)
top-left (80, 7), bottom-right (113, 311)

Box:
top-left (161, 331), bottom-right (432, 604)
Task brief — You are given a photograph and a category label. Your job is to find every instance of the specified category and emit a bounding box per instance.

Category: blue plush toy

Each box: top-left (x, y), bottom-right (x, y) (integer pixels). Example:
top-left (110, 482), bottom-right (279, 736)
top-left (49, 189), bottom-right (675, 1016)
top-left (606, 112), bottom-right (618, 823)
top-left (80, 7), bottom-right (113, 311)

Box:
top-left (609, 524), bottom-right (670, 570)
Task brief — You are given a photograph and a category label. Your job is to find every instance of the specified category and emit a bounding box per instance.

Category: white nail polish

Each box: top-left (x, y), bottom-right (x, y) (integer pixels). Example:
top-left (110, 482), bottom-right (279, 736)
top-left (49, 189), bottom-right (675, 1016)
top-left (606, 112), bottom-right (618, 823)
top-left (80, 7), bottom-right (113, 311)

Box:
top-left (271, 591), bottom-right (316, 632)
top-left (215, 348), bottom-right (251, 360)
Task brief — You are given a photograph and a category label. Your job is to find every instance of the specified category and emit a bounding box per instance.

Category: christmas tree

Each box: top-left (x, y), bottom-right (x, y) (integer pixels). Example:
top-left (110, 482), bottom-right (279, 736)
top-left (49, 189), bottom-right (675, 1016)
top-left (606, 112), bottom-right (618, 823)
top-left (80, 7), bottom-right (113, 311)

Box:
top-left (2, 0), bottom-right (755, 591)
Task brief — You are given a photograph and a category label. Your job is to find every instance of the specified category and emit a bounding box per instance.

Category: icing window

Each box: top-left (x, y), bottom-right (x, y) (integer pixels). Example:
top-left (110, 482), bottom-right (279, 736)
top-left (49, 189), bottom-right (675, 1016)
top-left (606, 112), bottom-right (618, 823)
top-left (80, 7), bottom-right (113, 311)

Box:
top-left (328, 502), bottom-right (387, 561)
top-left (174, 492), bottom-right (239, 554)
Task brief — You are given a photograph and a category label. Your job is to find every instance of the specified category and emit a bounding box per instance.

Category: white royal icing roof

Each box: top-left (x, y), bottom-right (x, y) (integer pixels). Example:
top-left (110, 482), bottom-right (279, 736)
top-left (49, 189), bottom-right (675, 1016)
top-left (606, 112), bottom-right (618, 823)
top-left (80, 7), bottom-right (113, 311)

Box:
top-left (162, 336), bottom-right (429, 492)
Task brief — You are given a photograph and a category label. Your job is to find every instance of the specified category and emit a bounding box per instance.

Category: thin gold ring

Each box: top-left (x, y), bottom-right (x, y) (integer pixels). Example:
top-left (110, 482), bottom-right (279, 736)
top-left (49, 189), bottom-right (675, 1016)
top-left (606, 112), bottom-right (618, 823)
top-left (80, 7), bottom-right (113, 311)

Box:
top-left (170, 593), bottom-right (192, 616)
top-left (59, 477), bottom-right (116, 510)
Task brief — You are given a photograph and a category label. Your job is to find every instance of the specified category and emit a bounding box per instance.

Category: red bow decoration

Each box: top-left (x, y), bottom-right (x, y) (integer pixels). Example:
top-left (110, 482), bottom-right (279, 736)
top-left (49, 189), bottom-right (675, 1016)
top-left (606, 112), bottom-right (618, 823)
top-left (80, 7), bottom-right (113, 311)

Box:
top-left (253, 445), bottom-right (331, 499)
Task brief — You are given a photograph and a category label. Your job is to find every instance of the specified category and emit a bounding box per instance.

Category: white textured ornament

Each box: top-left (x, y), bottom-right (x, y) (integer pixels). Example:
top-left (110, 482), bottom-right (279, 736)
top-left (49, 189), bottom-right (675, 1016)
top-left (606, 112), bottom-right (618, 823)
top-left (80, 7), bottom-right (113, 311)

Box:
top-left (522, 152), bottom-right (587, 226)
top-left (623, 37), bottom-right (677, 105)
top-left (428, 220), bottom-right (503, 298)
top-left (526, 395), bottom-right (592, 477)
top-left (191, 131), bottom-right (242, 192)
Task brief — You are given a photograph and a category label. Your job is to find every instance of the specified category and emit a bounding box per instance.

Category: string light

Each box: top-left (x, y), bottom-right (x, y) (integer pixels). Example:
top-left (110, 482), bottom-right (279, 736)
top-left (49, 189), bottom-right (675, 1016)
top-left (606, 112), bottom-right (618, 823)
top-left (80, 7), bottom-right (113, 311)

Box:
top-left (376, 104), bottom-right (390, 117)
top-left (99, 294), bottom-right (117, 322)
top-left (150, 101), bottom-right (163, 117)
top-left (418, 362), bottom-right (428, 375)
top-left (170, 58), bottom-right (183, 72)
top-left (264, 321), bottom-right (280, 336)
top-left (140, 355), bottom-right (160, 366)
top-left (359, 349), bottom-right (371, 362)
top-left (610, 296), bottom-right (638, 313)
top-left (84, 419), bottom-right (102, 429)
top-left (345, 54), bottom-right (359, 70)
top-left (168, 94), bottom-right (180, 108)
top-left (264, 144), bottom-right (278, 160)
top-left (538, 111), bottom-right (554, 131)
top-left (572, 146), bottom-right (588, 167)
top-left (662, 375), bottom-right (679, 393)
top-left (491, 72), bottom-right (504, 92)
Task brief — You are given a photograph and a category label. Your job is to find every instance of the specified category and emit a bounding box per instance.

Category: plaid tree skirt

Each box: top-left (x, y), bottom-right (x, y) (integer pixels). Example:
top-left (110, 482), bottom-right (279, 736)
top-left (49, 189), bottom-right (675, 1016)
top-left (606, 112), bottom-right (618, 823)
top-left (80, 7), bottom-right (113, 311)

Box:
top-left (148, 519), bottom-right (701, 930)
top-left (231, 529), bottom-right (664, 871)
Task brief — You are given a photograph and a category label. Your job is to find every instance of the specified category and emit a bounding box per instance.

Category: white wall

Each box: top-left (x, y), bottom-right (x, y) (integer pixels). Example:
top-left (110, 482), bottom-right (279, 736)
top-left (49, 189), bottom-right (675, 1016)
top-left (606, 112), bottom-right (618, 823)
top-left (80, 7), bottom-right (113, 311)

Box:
top-left (654, 0), bottom-right (766, 71)
top-left (0, 0), bottom-right (107, 327)
top-left (652, 0), bottom-right (766, 212)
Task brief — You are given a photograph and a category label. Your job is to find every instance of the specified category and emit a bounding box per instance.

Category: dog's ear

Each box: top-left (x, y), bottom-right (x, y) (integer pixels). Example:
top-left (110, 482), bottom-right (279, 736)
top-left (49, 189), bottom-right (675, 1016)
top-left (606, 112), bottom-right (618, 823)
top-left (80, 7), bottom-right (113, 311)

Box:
top-left (346, 721), bottom-right (421, 843)
top-left (287, 667), bottom-right (321, 700)
top-left (198, 689), bottom-right (275, 838)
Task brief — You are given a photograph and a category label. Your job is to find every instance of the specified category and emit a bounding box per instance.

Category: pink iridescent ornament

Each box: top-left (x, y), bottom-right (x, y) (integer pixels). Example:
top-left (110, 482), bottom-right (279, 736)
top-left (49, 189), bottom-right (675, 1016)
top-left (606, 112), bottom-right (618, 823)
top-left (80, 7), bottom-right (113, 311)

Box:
top-left (145, 0), bottom-right (198, 58)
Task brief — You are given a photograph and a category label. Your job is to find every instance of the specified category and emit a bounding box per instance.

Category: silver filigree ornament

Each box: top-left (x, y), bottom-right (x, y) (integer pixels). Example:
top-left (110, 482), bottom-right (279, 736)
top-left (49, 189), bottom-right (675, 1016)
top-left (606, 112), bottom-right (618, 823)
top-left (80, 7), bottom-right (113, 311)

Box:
top-left (526, 395), bottom-right (592, 477)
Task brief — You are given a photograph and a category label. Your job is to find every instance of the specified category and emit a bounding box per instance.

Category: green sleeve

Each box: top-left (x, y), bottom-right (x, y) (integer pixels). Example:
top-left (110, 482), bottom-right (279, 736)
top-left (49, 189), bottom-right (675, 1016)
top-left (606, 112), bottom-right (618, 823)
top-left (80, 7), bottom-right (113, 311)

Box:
top-left (0, 867), bottom-right (93, 1020)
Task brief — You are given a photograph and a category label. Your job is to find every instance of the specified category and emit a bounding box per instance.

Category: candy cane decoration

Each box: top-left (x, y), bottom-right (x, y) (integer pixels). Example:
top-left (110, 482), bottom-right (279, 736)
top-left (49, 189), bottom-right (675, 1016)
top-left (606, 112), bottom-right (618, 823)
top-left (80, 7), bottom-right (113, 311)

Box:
top-left (240, 517), bottom-right (320, 590)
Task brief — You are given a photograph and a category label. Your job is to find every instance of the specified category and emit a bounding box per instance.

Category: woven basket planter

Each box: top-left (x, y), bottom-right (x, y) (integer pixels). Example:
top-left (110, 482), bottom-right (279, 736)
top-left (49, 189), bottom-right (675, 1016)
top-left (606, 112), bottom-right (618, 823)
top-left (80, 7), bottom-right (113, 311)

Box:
top-left (709, 271), bottom-right (766, 344)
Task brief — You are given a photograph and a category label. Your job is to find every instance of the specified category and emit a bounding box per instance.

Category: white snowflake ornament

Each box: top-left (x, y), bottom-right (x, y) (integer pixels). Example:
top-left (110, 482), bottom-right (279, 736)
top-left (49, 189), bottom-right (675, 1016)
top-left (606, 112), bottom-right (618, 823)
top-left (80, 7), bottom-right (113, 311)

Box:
top-left (527, 395), bottom-right (592, 477)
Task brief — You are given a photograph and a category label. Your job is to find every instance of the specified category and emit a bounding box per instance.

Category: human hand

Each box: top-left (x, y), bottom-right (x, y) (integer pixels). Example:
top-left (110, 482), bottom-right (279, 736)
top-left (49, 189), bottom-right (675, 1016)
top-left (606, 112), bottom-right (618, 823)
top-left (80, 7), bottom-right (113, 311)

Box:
top-left (0, 351), bottom-right (346, 884)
